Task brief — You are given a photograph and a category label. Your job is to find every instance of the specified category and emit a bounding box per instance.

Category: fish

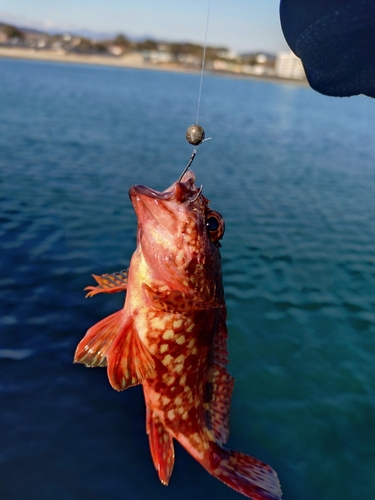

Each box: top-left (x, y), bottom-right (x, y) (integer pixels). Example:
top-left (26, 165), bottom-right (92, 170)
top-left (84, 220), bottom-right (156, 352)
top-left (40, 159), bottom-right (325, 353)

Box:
top-left (74, 169), bottom-right (282, 500)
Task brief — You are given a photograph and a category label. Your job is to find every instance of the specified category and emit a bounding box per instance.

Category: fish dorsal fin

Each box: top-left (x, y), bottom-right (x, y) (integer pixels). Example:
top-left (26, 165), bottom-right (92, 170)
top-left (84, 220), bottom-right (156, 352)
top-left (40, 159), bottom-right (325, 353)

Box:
top-left (146, 408), bottom-right (175, 485)
top-left (208, 313), bottom-right (234, 446)
top-left (142, 283), bottom-right (221, 312)
top-left (85, 270), bottom-right (128, 297)
top-left (74, 309), bottom-right (124, 367)
top-left (106, 319), bottom-right (155, 391)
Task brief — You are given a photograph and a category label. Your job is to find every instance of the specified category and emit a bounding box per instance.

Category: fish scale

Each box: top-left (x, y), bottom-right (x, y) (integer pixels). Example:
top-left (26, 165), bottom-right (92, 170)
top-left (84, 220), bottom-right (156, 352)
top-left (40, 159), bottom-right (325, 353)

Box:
top-left (74, 170), bottom-right (282, 500)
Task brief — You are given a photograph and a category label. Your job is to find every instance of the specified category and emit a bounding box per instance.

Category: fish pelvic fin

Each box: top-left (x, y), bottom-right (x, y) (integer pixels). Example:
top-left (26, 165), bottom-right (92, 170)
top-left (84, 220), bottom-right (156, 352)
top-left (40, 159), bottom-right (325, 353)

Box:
top-left (106, 318), bottom-right (155, 391)
top-left (74, 309), bottom-right (124, 367)
top-left (85, 270), bottom-right (128, 297)
top-left (146, 408), bottom-right (175, 486)
top-left (205, 443), bottom-right (282, 500)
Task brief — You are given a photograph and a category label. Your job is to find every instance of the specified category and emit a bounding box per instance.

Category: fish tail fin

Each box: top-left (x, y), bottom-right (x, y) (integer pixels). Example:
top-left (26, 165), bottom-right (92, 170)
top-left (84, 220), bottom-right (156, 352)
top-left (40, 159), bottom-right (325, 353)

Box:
top-left (205, 443), bottom-right (282, 500)
top-left (74, 309), bottom-right (155, 391)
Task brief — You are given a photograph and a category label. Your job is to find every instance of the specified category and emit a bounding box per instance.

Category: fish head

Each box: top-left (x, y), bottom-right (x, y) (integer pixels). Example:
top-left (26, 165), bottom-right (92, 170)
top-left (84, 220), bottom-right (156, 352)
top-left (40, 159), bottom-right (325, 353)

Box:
top-left (128, 170), bottom-right (225, 296)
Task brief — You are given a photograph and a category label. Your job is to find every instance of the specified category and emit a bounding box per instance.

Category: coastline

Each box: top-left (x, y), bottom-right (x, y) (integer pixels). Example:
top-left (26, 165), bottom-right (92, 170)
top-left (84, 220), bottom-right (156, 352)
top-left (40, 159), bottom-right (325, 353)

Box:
top-left (0, 46), bottom-right (191, 73)
top-left (0, 46), bottom-right (308, 86)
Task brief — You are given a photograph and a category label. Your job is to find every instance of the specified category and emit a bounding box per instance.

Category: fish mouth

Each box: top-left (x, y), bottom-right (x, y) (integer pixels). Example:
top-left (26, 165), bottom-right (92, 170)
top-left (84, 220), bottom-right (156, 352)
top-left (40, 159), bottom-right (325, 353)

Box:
top-left (129, 184), bottom-right (174, 201)
top-left (129, 170), bottom-right (198, 203)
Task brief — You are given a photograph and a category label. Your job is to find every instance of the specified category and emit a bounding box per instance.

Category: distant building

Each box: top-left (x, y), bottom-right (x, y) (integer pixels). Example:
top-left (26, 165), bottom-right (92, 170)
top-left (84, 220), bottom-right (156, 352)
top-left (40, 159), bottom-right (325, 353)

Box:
top-left (109, 45), bottom-right (124, 56)
top-left (275, 51), bottom-right (306, 80)
top-left (142, 50), bottom-right (173, 64)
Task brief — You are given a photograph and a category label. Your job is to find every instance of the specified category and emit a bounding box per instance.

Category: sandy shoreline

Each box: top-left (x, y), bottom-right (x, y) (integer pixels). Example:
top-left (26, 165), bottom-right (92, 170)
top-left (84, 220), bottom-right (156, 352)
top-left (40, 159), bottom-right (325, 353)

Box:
top-left (0, 46), bottom-right (308, 86)
top-left (0, 46), bottom-right (199, 73)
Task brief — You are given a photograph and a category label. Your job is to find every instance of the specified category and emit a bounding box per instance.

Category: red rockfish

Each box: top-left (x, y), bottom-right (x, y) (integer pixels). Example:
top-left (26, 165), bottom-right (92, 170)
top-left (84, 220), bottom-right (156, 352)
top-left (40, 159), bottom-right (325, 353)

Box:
top-left (74, 170), bottom-right (282, 500)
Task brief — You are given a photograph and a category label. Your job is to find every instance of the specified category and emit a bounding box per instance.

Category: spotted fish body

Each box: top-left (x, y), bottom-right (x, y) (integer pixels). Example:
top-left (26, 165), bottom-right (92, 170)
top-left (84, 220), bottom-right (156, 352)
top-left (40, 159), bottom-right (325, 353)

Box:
top-left (74, 170), bottom-right (282, 500)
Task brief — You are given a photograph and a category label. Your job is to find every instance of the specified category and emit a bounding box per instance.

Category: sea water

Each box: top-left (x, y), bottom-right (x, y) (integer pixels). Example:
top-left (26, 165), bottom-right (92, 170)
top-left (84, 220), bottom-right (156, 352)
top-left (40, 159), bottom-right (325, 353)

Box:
top-left (1, 57), bottom-right (375, 500)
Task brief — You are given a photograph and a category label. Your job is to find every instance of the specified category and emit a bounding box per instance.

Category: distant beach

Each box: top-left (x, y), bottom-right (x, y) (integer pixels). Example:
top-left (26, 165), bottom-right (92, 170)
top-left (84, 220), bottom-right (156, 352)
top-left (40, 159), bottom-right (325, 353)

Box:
top-left (0, 46), bottom-right (192, 73)
top-left (0, 46), bottom-right (307, 85)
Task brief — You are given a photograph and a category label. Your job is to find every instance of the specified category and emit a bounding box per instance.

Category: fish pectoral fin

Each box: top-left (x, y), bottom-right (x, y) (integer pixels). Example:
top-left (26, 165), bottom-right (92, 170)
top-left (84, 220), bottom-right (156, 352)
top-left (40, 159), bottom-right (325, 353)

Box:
top-left (75, 311), bottom-right (154, 391)
top-left (146, 409), bottom-right (175, 486)
top-left (106, 320), bottom-right (155, 391)
top-left (142, 283), bottom-right (220, 312)
top-left (85, 270), bottom-right (129, 297)
top-left (74, 309), bottom-right (124, 367)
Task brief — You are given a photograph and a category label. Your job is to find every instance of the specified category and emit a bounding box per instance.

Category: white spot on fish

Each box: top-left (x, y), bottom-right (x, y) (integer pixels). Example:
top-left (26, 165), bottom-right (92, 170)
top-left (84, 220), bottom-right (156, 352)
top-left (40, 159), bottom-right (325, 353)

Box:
top-left (160, 344), bottom-right (168, 354)
top-left (151, 392), bottom-right (161, 402)
top-left (191, 432), bottom-right (202, 444)
top-left (187, 339), bottom-right (195, 348)
top-left (167, 409), bottom-right (175, 421)
top-left (151, 315), bottom-right (171, 331)
top-left (176, 335), bottom-right (185, 345)
top-left (163, 354), bottom-right (173, 366)
top-left (149, 343), bottom-right (157, 354)
top-left (163, 329), bottom-right (174, 340)
top-left (162, 396), bottom-right (171, 405)
top-left (166, 376), bottom-right (175, 386)
top-left (173, 319), bottom-right (183, 329)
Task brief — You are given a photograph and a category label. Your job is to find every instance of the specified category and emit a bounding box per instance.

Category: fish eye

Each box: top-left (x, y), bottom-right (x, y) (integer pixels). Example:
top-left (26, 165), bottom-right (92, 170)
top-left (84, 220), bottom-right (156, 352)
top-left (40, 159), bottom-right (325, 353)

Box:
top-left (206, 211), bottom-right (225, 242)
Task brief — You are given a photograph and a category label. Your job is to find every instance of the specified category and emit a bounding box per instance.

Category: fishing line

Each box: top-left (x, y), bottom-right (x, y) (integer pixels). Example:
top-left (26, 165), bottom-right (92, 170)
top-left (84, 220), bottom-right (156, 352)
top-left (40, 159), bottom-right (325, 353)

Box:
top-left (196, 0), bottom-right (211, 126)
top-left (181, 0), bottom-right (211, 180)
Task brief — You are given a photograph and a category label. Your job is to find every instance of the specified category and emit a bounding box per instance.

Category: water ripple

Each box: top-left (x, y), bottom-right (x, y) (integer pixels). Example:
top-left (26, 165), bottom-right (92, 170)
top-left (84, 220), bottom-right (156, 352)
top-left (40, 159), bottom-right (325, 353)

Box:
top-left (1, 58), bottom-right (375, 500)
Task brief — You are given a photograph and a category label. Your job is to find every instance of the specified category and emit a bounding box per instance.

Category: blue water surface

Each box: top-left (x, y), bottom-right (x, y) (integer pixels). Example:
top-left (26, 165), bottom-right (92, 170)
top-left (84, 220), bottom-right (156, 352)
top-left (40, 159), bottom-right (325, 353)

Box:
top-left (1, 57), bottom-right (375, 500)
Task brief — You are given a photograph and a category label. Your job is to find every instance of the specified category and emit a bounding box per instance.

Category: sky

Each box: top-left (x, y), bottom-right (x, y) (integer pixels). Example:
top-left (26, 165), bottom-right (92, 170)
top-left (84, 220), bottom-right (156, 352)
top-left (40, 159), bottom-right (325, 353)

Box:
top-left (0, 0), bottom-right (289, 54)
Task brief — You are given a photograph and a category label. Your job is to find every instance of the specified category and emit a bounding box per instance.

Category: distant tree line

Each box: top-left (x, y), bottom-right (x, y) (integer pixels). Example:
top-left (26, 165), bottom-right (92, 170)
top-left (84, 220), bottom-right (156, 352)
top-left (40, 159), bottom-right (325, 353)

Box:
top-left (0, 21), bottom-right (277, 70)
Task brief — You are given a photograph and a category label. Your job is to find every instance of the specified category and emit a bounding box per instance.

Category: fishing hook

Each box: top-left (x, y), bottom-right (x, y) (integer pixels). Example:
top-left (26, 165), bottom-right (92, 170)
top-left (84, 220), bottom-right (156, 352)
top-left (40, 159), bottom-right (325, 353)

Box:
top-left (190, 185), bottom-right (203, 202)
top-left (178, 148), bottom-right (196, 182)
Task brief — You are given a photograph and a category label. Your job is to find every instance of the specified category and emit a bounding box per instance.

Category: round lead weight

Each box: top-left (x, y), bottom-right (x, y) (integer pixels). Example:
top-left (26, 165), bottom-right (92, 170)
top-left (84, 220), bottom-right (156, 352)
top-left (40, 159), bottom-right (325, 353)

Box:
top-left (186, 124), bottom-right (205, 146)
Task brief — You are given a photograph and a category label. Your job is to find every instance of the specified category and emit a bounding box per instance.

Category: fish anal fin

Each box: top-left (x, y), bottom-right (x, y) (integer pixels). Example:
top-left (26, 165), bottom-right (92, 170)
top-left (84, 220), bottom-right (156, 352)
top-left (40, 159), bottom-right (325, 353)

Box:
top-left (74, 309), bottom-right (124, 367)
top-left (207, 443), bottom-right (282, 500)
top-left (106, 321), bottom-right (155, 391)
top-left (207, 312), bottom-right (234, 445)
top-left (85, 270), bottom-right (128, 297)
top-left (142, 283), bottom-right (220, 313)
top-left (147, 409), bottom-right (175, 486)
